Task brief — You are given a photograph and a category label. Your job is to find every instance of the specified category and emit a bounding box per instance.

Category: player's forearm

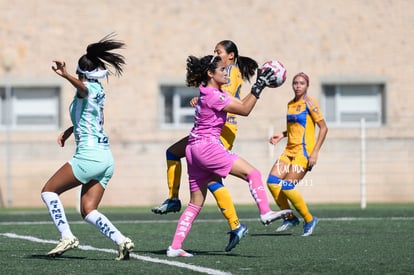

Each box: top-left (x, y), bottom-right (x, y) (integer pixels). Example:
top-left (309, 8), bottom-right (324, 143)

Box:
top-left (313, 125), bottom-right (328, 154)
top-left (64, 74), bottom-right (88, 97)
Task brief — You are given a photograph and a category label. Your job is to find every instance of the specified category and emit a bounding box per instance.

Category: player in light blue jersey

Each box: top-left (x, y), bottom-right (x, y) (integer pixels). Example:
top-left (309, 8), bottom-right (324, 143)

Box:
top-left (70, 80), bottom-right (109, 149)
top-left (41, 34), bottom-right (134, 260)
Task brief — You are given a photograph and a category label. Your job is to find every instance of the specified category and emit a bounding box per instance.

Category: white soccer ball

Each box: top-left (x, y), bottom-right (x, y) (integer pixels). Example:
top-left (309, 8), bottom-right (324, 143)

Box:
top-left (261, 60), bottom-right (287, 88)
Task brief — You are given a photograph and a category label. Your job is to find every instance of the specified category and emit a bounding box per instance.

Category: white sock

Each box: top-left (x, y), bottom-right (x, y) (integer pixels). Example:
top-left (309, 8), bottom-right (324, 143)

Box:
top-left (84, 210), bottom-right (125, 245)
top-left (41, 192), bottom-right (74, 239)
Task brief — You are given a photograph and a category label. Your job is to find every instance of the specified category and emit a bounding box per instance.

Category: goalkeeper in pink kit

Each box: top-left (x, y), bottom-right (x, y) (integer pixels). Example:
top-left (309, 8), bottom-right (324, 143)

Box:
top-left (166, 54), bottom-right (292, 257)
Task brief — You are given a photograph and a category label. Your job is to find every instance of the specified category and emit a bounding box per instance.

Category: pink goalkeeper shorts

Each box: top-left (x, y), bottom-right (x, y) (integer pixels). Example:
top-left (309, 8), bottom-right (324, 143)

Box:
top-left (185, 141), bottom-right (238, 192)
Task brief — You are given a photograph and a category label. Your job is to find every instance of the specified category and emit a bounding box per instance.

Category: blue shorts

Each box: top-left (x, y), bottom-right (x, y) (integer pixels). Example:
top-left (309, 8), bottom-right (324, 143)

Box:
top-left (69, 147), bottom-right (114, 189)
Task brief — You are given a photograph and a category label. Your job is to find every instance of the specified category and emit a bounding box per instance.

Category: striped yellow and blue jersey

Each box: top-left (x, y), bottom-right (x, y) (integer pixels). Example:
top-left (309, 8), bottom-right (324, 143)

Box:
top-left (219, 64), bottom-right (243, 150)
top-left (284, 94), bottom-right (324, 158)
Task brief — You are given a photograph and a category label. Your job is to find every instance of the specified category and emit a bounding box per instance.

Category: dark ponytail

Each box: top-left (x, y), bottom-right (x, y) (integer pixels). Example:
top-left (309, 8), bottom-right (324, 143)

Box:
top-left (216, 40), bottom-right (258, 82)
top-left (77, 33), bottom-right (126, 77)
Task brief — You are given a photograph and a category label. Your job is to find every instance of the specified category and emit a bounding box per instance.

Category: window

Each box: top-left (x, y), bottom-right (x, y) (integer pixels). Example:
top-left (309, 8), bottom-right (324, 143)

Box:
top-left (0, 81), bottom-right (61, 130)
top-left (160, 84), bottom-right (198, 128)
top-left (321, 81), bottom-right (385, 127)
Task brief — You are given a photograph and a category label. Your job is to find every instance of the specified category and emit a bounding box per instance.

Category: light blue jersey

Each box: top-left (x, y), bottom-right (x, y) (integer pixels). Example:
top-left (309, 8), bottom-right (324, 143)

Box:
top-left (69, 81), bottom-right (113, 188)
top-left (70, 81), bottom-right (109, 148)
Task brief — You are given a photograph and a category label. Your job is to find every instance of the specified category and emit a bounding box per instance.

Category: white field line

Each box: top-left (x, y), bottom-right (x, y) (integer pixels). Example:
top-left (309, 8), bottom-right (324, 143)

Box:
top-left (0, 217), bottom-right (412, 274)
top-left (0, 232), bottom-right (232, 275)
top-left (0, 216), bottom-right (413, 226)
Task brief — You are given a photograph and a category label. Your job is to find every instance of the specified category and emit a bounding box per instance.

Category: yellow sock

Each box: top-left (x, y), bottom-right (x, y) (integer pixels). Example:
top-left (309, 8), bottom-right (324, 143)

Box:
top-left (208, 182), bottom-right (240, 230)
top-left (267, 183), bottom-right (291, 209)
top-left (266, 174), bottom-right (290, 209)
top-left (282, 188), bottom-right (313, 223)
top-left (276, 191), bottom-right (291, 210)
top-left (166, 160), bottom-right (181, 199)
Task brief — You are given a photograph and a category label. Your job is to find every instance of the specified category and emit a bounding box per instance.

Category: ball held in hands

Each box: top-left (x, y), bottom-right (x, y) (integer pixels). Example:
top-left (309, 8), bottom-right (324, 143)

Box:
top-left (261, 60), bottom-right (287, 88)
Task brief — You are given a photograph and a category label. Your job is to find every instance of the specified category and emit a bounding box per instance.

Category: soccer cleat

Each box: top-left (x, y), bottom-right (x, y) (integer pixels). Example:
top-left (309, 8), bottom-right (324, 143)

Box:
top-left (47, 236), bottom-right (79, 257)
top-left (302, 217), bottom-right (318, 237)
top-left (166, 246), bottom-right (193, 257)
top-left (260, 209), bottom-right (293, 225)
top-left (151, 199), bottom-right (182, 214)
top-left (276, 215), bottom-right (300, 232)
top-left (115, 237), bottom-right (135, 260)
top-left (225, 223), bottom-right (248, 252)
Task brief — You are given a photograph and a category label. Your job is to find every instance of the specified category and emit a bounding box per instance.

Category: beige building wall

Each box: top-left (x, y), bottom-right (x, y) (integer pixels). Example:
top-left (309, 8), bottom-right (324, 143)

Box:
top-left (0, 0), bottom-right (413, 207)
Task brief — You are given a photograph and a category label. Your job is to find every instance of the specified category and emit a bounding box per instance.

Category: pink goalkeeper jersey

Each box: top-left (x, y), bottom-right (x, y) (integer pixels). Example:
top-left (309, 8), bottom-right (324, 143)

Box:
top-left (188, 85), bottom-right (231, 145)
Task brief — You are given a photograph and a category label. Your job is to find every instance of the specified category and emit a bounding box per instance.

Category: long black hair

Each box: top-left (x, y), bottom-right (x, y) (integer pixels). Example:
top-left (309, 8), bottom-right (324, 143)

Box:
top-left (216, 40), bottom-right (258, 82)
top-left (186, 55), bottom-right (221, 88)
top-left (77, 33), bottom-right (126, 77)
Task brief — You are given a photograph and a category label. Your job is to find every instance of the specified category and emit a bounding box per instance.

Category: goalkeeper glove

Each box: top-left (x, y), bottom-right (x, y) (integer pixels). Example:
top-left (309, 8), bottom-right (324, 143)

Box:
top-left (250, 68), bottom-right (277, 98)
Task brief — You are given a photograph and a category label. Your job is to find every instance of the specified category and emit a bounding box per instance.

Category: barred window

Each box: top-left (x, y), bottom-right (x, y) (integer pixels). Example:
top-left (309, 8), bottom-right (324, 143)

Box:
top-left (321, 82), bottom-right (385, 127)
top-left (159, 84), bottom-right (197, 129)
top-left (0, 81), bottom-right (61, 130)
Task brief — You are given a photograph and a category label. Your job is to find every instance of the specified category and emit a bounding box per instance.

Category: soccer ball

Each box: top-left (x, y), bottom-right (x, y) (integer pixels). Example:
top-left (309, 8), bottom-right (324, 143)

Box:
top-left (261, 60), bottom-right (287, 88)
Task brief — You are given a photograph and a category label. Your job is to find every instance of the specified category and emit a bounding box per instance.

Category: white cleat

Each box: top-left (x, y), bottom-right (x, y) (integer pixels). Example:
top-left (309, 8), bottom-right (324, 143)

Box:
top-left (116, 237), bottom-right (135, 260)
top-left (260, 209), bottom-right (293, 225)
top-left (276, 216), bottom-right (300, 232)
top-left (166, 246), bottom-right (193, 257)
top-left (47, 236), bottom-right (79, 257)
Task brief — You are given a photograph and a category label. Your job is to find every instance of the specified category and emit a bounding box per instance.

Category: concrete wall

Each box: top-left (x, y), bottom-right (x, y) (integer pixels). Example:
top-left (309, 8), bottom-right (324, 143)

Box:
top-left (0, 0), bottom-right (413, 207)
